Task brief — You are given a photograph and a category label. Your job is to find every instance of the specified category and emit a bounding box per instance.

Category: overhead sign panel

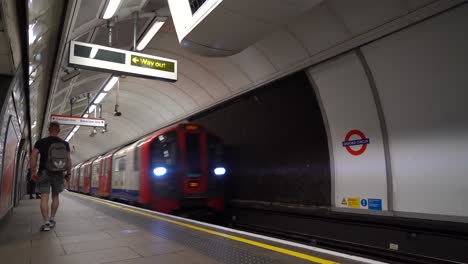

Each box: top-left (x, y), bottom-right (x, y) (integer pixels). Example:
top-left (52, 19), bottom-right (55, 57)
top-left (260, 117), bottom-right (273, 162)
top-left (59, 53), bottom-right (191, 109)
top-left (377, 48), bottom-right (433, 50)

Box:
top-left (51, 114), bottom-right (106, 128)
top-left (69, 41), bottom-right (177, 82)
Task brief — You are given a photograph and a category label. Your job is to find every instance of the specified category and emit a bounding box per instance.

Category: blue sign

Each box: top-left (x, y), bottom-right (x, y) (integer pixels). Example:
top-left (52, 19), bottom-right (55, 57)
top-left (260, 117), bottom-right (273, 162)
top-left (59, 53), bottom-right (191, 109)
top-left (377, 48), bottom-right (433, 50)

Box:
top-left (368, 198), bottom-right (382, 211)
top-left (360, 199), bottom-right (368, 207)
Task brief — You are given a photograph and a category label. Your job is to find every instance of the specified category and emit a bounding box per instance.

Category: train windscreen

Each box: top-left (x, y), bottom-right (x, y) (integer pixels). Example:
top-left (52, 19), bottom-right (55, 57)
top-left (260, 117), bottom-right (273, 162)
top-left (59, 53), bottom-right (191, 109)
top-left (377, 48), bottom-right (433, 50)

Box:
top-left (185, 133), bottom-right (201, 178)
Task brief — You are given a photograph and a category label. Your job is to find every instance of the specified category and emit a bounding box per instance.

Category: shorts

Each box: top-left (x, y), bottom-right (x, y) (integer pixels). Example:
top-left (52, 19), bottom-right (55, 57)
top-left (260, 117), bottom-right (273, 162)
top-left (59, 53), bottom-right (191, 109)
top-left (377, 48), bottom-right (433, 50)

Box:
top-left (37, 170), bottom-right (65, 194)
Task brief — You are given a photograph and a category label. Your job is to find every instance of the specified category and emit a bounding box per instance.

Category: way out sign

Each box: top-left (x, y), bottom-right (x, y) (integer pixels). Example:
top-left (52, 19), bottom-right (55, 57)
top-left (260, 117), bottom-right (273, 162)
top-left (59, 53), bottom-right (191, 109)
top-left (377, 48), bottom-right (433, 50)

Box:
top-left (51, 115), bottom-right (105, 128)
top-left (69, 41), bottom-right (177, 82)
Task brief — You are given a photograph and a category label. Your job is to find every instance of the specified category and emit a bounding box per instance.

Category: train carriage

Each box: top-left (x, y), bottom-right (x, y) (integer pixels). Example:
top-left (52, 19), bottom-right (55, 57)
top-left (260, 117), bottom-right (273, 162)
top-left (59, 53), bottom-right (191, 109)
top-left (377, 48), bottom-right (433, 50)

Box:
top-left (69, 123), bottom-right (226, 215)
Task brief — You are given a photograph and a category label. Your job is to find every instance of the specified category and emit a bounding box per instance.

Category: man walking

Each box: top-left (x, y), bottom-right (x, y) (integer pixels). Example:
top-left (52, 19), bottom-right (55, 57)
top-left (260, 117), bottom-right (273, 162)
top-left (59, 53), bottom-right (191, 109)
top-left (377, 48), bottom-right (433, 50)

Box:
top-left (30, 121), bottom-right (71, 231)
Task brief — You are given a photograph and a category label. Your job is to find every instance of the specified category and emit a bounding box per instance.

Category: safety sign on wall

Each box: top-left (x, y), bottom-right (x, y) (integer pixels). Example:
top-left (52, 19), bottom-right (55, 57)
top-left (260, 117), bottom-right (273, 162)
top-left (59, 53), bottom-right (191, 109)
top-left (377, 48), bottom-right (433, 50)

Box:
top-left (342, 129), bottom-right (370, 156)
top-left (341, 197), bottom-right (382, 211)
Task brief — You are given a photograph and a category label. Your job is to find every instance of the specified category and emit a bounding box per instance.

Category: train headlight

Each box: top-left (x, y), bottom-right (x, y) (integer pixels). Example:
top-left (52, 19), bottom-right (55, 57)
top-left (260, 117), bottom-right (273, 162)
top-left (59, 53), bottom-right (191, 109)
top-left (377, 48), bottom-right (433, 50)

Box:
top-left (214, 167), bottom-right (226, 176)
top-left (153, 167), bottom-right (167, 177)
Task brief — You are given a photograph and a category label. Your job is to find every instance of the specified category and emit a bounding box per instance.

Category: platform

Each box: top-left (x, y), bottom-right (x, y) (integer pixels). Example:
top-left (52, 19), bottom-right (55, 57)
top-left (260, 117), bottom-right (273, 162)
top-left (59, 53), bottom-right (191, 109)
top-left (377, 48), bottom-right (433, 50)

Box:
top-left (0, 192), bottom-right (384, 264)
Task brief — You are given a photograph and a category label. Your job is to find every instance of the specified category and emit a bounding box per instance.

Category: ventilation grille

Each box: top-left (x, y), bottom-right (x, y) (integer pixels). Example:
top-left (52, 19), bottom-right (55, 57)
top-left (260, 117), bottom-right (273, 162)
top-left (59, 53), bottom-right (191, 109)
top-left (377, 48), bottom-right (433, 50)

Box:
top-left (188, 0), bottom-right (208, 15)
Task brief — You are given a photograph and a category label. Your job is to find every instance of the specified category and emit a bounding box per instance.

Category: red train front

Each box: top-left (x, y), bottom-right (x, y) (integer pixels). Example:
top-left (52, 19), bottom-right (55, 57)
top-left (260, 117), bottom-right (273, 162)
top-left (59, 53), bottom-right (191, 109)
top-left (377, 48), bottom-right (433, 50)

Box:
top-left (69, 123), bottom-right (226, 216)
top-left (140, 123), bottom-right (226, 214)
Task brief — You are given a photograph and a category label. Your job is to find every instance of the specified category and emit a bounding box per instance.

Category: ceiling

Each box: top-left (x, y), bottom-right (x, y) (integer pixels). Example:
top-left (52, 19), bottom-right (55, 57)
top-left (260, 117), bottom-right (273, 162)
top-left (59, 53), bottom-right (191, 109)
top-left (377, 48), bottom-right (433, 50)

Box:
top-left (41, 0), bottom-right (453, 164)
top-left (28, 0), bottom-right (66, 143)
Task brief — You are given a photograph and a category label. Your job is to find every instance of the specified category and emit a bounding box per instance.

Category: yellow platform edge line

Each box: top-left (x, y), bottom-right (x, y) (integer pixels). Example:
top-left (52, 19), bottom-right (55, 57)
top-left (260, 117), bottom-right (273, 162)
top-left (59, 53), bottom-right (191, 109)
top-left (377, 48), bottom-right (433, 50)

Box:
top-left (68, 192), bottom-right (339, 264)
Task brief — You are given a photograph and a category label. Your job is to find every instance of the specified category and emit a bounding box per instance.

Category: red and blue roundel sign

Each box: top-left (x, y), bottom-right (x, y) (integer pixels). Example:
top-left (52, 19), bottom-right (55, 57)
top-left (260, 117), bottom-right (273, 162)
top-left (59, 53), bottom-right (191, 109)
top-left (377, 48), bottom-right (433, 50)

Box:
top-left (342, 130), bottom-right (370, 156)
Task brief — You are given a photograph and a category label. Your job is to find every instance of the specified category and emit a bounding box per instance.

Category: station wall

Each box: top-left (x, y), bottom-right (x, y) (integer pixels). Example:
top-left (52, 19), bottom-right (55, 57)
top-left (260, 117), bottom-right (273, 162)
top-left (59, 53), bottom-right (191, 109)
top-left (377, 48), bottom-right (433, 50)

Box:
top-left (361, 5), bottom-right (468, 218)
top-left (306, 4), bottom-right (468, 219)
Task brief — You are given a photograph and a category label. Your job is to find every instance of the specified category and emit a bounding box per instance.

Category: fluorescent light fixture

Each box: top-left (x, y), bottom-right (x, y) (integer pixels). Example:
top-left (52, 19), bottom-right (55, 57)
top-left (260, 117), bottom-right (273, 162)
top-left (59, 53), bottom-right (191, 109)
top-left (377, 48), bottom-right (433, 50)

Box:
top-left (88, 105), bottom-right (96, 113)
top-left (103, 76), bottom-right (119, 91)
top-left (72, 126), bottom-right (80, 133)
top-left (94, 93), bottom-right (107, 104)
top-left (90, 47), bottom-right (99, 59)
top-left (28, 23), bottom-right (37, 45)
top-left (65, 133), bottom-right (73, 142)
top-left (136, 18), bottom-right (166, 51)
top-left (83, 114), bottom-right (89, 118)
top-left (101, 0), bottom-right (121, 20)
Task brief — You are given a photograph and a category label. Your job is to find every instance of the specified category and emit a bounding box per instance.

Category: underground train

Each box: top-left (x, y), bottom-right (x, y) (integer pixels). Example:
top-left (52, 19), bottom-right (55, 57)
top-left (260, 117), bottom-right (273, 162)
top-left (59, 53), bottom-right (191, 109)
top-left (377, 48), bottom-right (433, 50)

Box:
top-left (68, 123), bottom-right (226, 215)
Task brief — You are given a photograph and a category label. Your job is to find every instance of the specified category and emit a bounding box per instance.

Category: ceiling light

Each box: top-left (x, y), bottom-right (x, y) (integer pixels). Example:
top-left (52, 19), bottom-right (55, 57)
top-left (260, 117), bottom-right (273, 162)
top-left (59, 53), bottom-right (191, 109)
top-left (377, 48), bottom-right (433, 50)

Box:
top-left (83, 114), bottom-right (89, 118)
top-left (88, 105), bottom-right (96, 113)
top-left (136, 18), bottom-right (166, 51)
top-left (94, 93), bottom-right (107, 104)
top-left (66, 131), bottom-right (75, 142)
top-left (101, 0), bottom-right (121, 20)
top-left (72, 126), bottom-right (80, 133)
top-left (103, 76), bottom-right (119, 91)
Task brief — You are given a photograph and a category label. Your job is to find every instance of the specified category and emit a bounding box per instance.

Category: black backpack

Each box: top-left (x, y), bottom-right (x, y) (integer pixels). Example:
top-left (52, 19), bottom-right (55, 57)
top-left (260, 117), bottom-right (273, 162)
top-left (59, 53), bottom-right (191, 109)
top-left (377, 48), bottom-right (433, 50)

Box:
top-left (46, 142), bottom-right (68, 172)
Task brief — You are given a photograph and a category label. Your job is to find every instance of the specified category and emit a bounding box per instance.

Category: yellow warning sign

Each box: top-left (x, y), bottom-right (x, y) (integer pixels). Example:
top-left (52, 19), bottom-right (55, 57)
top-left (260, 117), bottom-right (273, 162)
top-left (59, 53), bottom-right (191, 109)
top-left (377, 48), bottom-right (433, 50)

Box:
top-left (341, 198), bottom-right (347, 205)
top-left (347, 197), bottom-right (360, 208)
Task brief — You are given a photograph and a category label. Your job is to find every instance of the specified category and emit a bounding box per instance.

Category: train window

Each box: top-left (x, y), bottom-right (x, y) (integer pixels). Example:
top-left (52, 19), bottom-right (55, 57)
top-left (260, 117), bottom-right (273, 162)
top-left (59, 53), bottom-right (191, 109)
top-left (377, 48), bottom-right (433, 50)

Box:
top-left (151, 132), bottom-right (177, 167)
top-left (115, 156), bottom-right (126, 171)
top-left (92, 162), bottom-right (99, 178)
top-left (186, 133), bottom-right (201, 178)
top-left (103, 157), bottom-right (107, 175)
top-left (134, 141), bottom-right (144, 171)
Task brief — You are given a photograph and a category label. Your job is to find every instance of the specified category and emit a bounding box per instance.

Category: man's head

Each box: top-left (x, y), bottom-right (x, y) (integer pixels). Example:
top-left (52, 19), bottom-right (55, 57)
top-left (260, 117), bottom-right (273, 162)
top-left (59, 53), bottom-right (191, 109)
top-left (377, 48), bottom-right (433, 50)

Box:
top-left (48, 121), bottom-right (61, 136)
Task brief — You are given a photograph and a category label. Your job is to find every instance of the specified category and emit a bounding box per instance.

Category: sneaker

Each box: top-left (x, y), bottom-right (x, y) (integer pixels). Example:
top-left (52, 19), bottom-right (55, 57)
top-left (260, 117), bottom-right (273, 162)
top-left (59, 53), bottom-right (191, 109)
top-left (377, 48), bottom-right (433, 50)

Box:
top-left (49, 220), bottom-right (56, 228)
top-left (40, 223), bottom-right (51, 232)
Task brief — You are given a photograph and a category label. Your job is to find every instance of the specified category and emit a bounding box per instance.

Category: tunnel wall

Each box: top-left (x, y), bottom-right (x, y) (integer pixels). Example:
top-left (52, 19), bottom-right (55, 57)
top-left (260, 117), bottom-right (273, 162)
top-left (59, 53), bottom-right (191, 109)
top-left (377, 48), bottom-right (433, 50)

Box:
top-left (306, 5), bottom-right (468, 220)
top-left (0, 73), bottom-right (27, 220)
top-left (192, 72), bottom-right (331, 206)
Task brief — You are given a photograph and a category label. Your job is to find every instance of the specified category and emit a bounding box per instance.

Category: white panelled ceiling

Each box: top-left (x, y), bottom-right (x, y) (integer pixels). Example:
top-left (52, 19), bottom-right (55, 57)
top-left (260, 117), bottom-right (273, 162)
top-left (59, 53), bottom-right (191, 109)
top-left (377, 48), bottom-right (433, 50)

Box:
top-left (42, 0), bottom-right (457, 164)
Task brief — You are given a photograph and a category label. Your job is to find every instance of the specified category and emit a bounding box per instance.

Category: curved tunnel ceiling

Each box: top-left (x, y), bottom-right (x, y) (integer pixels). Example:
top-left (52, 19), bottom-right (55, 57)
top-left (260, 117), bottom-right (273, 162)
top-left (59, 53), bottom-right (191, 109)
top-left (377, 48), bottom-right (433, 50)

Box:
top-left (42, 0), bottom-right (450, 164)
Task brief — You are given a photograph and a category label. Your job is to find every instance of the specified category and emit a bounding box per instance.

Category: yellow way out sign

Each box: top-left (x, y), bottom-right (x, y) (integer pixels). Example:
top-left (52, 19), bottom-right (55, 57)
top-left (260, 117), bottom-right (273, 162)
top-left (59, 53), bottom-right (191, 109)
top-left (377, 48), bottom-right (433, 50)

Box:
top-left (131, 55), bottom-right (175, 73)
top-left (69, 41), bottom-right (177, 82)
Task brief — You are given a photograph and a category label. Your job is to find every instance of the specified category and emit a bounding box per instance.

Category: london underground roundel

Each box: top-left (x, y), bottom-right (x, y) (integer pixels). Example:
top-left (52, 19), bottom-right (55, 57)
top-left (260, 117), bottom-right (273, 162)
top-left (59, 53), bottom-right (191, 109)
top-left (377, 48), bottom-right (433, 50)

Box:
top-left (342, 130), bottom-right (370, 156)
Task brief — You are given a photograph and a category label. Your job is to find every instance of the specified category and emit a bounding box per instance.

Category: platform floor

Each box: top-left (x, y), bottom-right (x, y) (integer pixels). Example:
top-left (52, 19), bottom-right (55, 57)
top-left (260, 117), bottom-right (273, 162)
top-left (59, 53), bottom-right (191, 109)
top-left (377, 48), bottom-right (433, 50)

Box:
top-left (0, 192), bottom-right (380, 264)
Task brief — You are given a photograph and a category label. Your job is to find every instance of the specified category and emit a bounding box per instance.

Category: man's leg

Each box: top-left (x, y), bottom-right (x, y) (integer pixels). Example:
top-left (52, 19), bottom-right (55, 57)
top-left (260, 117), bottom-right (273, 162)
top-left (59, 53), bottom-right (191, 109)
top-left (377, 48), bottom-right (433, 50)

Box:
top-left (50, 192), bottom-right (59, 220)
top-left (37, 171), bottom-right (52, 231)
top-left (40, 193), bottom-right (49, 222)
top-left (49, 174), bottom-right (64, 228)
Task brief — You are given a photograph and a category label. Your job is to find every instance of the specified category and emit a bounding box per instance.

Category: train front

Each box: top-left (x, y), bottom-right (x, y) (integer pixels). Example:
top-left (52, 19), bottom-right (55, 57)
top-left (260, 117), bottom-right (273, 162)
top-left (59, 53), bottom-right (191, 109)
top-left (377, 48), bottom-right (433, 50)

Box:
top-left (148, 123), bottom-right (226, 216)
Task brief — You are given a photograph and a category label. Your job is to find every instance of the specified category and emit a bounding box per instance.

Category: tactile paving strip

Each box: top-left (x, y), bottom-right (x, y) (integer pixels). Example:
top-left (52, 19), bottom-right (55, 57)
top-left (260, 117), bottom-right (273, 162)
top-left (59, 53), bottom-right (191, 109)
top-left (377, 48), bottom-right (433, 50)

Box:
top-left (147, 220), bottom-right (283, 264)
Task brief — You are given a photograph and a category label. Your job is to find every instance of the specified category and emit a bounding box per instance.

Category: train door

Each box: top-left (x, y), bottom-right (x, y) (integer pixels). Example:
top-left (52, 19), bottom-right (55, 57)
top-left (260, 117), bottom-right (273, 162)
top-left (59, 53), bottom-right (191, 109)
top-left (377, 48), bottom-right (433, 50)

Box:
top-left (91, 158), bottom-right (100, 196)
top-left (79, 165), bottom-right (85, 193)
top-left (180, 127), bottom-right (207, 195)
top-left (98, 155), bottom-right (112, 197)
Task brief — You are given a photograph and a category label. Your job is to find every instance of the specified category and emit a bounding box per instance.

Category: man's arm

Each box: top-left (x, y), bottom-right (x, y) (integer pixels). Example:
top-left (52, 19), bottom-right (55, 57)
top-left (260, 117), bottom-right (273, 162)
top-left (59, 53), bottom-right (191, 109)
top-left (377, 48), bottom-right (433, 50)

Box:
top-left (66, 151), bottom-right (72, 181)
top-left (30, 148), bottom-right (39, 181)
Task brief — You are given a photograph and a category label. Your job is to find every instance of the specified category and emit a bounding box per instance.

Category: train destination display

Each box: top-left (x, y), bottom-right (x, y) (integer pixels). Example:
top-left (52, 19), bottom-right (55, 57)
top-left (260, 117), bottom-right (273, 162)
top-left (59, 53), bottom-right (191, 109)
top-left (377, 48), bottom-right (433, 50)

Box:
top-left (51, 114), bottom-right (106, 128)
